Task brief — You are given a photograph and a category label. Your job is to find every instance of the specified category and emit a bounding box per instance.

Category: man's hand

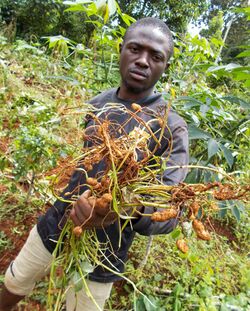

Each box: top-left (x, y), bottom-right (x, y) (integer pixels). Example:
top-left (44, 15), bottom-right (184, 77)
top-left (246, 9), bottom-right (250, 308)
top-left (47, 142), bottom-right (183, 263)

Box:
top-left (70, 190), bottom-right (117, 229)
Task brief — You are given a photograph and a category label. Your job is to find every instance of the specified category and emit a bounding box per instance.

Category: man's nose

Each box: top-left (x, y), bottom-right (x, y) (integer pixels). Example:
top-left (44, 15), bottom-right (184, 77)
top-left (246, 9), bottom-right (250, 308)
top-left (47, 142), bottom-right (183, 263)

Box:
top-left (135, 52), bottom-right (149, 68)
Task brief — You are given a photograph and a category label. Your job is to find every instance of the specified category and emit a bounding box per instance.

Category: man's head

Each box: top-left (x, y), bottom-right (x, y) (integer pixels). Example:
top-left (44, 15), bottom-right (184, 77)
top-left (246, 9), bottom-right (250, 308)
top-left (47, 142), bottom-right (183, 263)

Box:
top-left (119, 17), bottom-right (174, 100)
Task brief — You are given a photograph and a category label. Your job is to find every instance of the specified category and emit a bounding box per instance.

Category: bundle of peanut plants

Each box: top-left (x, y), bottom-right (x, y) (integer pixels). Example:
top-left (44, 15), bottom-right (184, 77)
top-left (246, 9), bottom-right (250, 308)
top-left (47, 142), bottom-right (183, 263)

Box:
top-left (48, 103), bottom-right (249, 310)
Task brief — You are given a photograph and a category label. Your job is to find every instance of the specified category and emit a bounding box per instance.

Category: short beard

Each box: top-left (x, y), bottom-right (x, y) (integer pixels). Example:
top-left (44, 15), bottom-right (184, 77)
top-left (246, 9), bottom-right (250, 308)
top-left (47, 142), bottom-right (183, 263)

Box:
top-left (124, 79), bottom-right (151, 94)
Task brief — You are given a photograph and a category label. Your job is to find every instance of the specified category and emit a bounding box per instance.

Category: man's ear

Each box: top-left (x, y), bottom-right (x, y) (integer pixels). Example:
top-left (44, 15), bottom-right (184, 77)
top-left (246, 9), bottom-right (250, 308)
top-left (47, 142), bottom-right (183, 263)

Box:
top-left (119, 43), bottom-right (123, 53)
top-left (165, 63), bottom-right (170, 71)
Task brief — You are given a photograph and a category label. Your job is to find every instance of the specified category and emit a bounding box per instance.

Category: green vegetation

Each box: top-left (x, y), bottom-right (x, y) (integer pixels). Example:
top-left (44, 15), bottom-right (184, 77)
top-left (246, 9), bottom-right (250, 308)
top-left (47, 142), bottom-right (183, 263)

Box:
top-left (0, 0), bottom-right (249, 310)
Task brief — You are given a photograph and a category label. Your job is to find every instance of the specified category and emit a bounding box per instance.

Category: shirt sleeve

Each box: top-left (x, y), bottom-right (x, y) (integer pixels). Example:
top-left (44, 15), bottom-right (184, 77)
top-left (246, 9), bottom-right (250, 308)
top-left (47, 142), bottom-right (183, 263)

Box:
top-left (132, 121), bottom-right (189, 236)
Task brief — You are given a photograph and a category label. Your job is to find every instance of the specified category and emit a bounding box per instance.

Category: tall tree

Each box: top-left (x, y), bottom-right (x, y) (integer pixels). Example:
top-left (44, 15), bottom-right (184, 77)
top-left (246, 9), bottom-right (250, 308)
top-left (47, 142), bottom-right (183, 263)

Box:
top-left (201, 0), bottom-right (249, 63)
top-left (0, 0), bottom-right (93, 43)
top-left (117, 0), bottom-right (208, 33)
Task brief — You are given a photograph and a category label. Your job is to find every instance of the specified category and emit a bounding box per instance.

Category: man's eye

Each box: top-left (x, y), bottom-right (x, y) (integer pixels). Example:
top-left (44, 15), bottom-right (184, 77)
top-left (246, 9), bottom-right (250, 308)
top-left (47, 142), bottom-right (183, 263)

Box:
top-left (153, 55), bottom-right (162, 61)
top-left (130, 47), bottom-right (138, 53)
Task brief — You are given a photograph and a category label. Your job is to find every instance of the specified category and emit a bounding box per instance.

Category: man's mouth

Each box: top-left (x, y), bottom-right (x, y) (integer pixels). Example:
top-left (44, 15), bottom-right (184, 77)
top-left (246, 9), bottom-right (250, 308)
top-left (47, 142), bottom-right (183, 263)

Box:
top-left (129, 69), bottom-right (148, 81)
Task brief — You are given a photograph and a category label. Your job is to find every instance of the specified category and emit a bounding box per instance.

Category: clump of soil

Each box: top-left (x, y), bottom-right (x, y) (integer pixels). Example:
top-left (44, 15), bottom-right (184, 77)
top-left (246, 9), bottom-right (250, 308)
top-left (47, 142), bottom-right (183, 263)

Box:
top-left (206, 219), bottom-right (238, 244)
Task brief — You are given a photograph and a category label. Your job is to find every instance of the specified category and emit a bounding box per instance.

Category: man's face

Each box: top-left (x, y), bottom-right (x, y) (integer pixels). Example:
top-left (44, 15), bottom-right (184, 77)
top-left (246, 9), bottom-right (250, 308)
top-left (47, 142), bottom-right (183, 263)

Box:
top-left (119, 26), bottom-right (171, 97)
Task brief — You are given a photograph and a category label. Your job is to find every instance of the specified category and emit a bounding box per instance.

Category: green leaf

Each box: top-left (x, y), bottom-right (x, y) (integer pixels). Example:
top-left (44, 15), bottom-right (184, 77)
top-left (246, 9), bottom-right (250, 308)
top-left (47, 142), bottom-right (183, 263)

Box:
top-left (80, 260), bottom-right (94, 273)
top-left (237, 50), bottom-right (250, 58)
top-left (234, 7), bottom-right (250, 15)
top-left (219, 144), bottom-right (234, 168)
top-left (244, 79), bottom-right (250, 87)
top-left (211, 37), bottom-right (223, 47)
top-left (103, 4), bottom-right (109, 23)
top-left (143, 295), bottom-right (157, 311)
top-left (173, 283), bottom-right (184, 296)
top-left (64, 0), bottom-right (92, 4)
top-left (208, 138), bottom-right (219, 159)
top-left (107, 0), bottom-right (116, 16)
top-left (225, 63), bottom-right (242, 71)
top-left (154, 274), bottom-right (163, 282)
top-left (188, 124), bottom-right (211, 140)
top-left (135, 296), bottom-right (146, 311)
top-left (235, 201), bottom-right (245, 212)
top-left (72, 271), bottom-right (83, 292)
top-left (233, 72), bottom-right (250, 81)
top-left (203, 169), bottom-right (218, 183)
top-left (46, 75), bottom-right (80, 85)
top-left (188, 253), bottom-right (199, 263)
top-left (184, 170), bottom-right (197, 183)
top-left (171, 228), bottom-right (181, 239)
top-left (84, 2), bottom-right (98, 16)
top-left (120, 13), bottom-right (136, 26)
top-left (222, 96), bottom-right (250, 110)
top-left (207, 63), bottom-right (241, 72)
top-left (96, 0), bottom-right (106, 8)
top-left (174, 299), bottom-right (182, 311)
top-left (218, 201), bottom-right (227, 218)
top-left (64, 4), bottom-right (88, 12)
top-left (183, 102), bottom-right (200, 109)
top-left (228, 200), bottom-right (241, 221)
top-left (200, 104), bottom-right (210, 116)
top-left (176, 96), bottom-right (204, 106)
top-left (230, 65), bottom-right (250, 72)
top-left (184, 168), bottom-right (203, 183)
top-left (85, 19), bottom-right (102, 27)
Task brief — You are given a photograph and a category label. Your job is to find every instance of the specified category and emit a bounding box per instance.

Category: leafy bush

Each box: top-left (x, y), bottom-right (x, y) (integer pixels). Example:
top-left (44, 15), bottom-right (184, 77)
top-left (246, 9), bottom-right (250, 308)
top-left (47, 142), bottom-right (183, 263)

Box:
top-left (0, 0), bottom-right (92, 42)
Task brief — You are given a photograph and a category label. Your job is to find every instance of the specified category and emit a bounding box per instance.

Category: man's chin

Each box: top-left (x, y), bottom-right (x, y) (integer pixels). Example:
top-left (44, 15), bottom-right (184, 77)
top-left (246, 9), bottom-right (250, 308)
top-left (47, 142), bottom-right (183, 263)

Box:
top-left (125, 81), bottom-right (147, 94)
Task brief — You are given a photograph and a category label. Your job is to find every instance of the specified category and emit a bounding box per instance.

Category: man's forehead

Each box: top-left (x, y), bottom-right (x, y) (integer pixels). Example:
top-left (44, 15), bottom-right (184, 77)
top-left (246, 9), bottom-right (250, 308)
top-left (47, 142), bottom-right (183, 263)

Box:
top-left (126, 25), bottom-right (166, 40)
top-left (125, 26), bottom-right (170, 53)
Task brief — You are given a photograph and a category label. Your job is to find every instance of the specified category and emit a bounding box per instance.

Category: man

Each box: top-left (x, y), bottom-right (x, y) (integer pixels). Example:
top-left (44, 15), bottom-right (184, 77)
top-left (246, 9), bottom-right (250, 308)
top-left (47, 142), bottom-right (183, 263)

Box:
top-left (0, 17), bottom-right (188, 311)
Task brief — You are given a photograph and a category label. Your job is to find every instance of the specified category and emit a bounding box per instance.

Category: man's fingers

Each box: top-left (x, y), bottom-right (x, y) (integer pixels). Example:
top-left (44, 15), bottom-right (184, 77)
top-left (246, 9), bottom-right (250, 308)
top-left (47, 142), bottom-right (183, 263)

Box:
top-left (74, 204), bottom-right (88, 223)
top-left (76, 192), bottom-right (93, 217)
top-left (95, 204), bottom-right (110, 216)
top-left (70, 190), bottom-right (93, 226)
top-left (81, 189), bottom-right (91, 199)
top-left (70, 190), bottom-right (117, 228)
top-left (70, 208), bottom-right (81, 226)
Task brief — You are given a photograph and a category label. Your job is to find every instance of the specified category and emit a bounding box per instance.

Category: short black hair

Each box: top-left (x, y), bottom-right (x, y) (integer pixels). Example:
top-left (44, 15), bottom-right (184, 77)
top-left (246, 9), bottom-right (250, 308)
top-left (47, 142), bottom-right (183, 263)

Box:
top-left (123, 17), bottom-right (174, 59)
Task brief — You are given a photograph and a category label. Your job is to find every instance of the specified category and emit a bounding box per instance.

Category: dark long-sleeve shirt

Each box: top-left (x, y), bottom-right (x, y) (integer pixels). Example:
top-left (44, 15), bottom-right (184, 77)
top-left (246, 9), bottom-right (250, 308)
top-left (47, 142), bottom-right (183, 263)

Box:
top-left (37, 88), bottom-right (189, 283)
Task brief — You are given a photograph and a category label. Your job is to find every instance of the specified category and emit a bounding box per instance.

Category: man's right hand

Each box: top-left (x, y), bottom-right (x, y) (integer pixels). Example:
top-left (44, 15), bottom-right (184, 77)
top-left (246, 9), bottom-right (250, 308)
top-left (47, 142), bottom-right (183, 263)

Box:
top-left (70, 190), bottom-right (117, 229)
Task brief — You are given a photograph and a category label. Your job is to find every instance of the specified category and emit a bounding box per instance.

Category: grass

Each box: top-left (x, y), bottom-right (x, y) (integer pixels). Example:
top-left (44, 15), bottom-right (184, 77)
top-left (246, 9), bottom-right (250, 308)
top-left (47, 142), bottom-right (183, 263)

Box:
top-left (109, 230), bottom-right (250, 310)
top-left (0, 232), bottom-right (12, 253)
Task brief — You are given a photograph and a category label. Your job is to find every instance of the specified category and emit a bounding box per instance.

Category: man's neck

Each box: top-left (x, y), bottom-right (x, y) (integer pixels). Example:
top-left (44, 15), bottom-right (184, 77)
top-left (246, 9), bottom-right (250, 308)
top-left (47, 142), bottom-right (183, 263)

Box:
top-left (118, 85), bottom-right (154, 101)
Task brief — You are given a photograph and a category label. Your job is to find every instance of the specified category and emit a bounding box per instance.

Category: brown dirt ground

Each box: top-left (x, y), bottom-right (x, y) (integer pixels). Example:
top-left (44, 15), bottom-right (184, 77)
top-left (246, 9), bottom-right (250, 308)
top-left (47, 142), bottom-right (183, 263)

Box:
top-left (0, 184), bottom-right (8, 195)
top-left (206, 218), bottom-right (238, 244)
top-left (0, 213), bottom-right (47, 310)
top-left (0, 215), bottom-right (36, 273)
top-left (45, 156), bottom-right (75, 192)
top-left (0, 136), bottom-right (11, 153)
top-left (0, 154), bottom-right (76, 310)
